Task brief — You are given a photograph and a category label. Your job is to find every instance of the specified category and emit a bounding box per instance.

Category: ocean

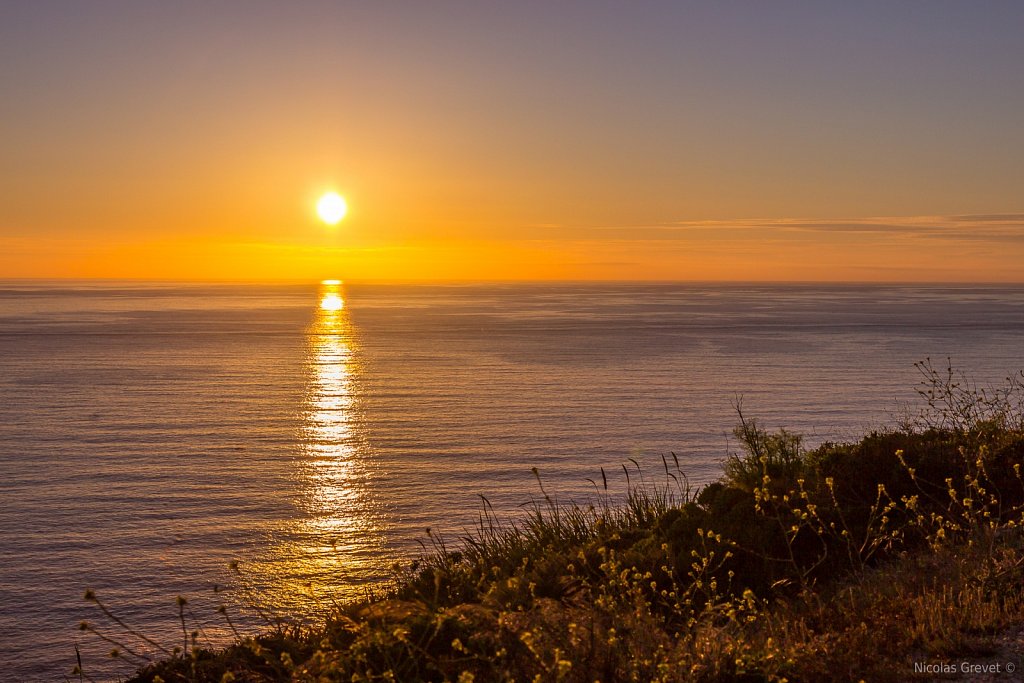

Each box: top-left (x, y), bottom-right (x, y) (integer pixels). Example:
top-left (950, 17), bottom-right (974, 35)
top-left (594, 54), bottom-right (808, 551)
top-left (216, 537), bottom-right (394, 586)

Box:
top-left (2, 281), bottom-right (1023, 680)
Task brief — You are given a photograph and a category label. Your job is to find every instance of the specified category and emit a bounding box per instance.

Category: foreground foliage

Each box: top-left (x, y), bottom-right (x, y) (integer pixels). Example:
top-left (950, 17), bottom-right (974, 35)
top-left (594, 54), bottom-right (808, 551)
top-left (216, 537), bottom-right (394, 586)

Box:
top-left (84, 362), bottom-right (1024, 682)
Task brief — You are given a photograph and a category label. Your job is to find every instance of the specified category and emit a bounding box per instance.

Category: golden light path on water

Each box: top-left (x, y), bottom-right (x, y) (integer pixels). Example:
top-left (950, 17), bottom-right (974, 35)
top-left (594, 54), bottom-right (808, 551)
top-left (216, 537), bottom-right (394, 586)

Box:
top-left (241, 281), bottom-right (389, 616)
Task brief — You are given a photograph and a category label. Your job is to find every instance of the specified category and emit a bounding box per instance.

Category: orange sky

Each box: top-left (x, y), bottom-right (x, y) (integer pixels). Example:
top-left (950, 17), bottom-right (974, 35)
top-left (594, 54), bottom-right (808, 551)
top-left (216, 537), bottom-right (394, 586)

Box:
top-left (2, 4), bottom-right (1023, 282)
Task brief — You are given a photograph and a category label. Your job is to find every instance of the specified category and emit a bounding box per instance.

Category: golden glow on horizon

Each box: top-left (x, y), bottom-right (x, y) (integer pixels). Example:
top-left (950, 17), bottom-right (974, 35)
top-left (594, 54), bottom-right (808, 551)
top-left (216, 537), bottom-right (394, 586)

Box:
top-left (316, 192), bottom-right (348, 225)
top-left (9, 214), bottom-right (1024, 283)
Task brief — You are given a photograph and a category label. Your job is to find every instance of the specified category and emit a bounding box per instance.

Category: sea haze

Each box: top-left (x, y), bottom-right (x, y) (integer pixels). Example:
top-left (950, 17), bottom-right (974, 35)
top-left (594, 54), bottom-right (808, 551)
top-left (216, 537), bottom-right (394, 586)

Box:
top-left (2, 281), bottom-right (1023, 680)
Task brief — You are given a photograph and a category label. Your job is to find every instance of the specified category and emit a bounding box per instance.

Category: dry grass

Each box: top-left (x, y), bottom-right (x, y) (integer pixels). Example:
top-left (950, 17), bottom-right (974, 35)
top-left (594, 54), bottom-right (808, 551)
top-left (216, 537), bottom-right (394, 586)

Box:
top-left (77, 364), bottom-right (1024, 682)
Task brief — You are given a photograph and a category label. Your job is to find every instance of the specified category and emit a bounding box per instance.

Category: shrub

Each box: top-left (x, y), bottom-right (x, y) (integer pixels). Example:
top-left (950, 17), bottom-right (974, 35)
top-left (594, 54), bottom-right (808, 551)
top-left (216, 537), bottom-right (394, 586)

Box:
top-left (84, 364), bottom-right (1024, 682)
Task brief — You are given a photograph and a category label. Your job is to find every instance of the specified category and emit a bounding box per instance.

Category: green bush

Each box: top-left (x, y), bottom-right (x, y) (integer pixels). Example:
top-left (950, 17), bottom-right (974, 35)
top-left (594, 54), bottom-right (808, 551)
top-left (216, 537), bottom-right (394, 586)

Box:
top-left (93, 364), bottom-right (1024, 682)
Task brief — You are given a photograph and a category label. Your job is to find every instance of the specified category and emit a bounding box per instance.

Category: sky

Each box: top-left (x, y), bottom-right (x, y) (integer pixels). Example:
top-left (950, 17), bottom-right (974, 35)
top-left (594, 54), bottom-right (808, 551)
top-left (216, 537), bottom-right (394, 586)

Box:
top-left (2, 1), bottom-right (1023, 281)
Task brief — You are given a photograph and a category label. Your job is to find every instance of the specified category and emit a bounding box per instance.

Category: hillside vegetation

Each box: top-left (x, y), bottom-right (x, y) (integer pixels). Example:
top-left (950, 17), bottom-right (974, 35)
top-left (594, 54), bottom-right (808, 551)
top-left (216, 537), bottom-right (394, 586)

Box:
top-left (81, 361), bottom-right (1024, 682)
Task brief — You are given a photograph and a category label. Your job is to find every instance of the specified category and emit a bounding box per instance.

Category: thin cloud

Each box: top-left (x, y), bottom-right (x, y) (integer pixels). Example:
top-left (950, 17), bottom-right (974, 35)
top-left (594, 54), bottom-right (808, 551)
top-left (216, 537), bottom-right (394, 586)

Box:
top-left (580, 215), bottom-right (1024, 244)
top-left (946, 214), bottom-right (1024, 223)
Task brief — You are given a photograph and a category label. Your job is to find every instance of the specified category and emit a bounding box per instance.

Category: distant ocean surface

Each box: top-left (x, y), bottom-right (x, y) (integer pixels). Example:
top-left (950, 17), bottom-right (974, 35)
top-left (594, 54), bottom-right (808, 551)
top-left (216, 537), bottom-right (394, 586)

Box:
top-left (2, 281), bottom-right (1024, 680)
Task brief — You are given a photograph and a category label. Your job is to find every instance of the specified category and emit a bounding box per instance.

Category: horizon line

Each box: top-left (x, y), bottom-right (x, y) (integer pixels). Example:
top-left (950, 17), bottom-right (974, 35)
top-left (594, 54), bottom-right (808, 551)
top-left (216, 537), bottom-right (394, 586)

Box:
top-left (4, 277), bottom-right (1024, 287)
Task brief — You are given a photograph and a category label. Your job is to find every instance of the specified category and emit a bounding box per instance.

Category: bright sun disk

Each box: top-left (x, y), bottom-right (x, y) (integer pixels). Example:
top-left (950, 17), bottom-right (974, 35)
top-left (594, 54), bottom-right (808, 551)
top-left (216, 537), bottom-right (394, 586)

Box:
top-left (317, 192), bottom-right (347, 225)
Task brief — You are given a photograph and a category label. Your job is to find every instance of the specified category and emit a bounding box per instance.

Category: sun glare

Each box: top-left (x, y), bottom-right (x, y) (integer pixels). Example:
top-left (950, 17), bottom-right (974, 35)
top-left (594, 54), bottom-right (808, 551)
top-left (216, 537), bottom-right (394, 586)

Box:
top-left (317, 192), bottom-right (348, 225)
top-left (320, 293), bottom-right (344, 311)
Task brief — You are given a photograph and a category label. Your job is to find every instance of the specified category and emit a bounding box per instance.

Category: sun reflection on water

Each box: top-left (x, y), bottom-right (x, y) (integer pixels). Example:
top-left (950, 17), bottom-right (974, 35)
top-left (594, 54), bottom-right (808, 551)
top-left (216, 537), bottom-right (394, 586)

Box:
top-left (319, 293), bottom-right (344, 311)
top-left (307, 283), bottom-right (359, 517)
top-left (243, 281), bottom-right (388, 614)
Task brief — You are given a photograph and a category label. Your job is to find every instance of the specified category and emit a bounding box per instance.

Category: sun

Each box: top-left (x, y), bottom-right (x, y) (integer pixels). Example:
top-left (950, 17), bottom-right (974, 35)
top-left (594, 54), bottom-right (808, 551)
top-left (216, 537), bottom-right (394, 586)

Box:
top-left (317, 192), bottom-right (348, 225)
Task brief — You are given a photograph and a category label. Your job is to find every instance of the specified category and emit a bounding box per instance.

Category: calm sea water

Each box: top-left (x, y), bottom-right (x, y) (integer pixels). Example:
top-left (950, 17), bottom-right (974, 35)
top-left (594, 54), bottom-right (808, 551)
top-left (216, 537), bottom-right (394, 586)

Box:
top-left (2, 281), bottom-right (1024, 680)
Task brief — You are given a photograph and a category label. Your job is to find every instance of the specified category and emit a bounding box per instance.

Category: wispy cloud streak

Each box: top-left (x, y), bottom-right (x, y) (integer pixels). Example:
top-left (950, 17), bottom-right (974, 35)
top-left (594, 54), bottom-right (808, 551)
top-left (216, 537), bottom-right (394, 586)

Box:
top-left (582, 215), bottom-right (1024, 243)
